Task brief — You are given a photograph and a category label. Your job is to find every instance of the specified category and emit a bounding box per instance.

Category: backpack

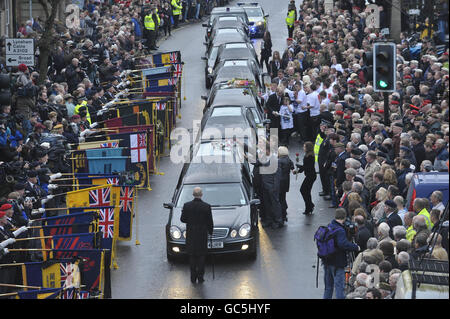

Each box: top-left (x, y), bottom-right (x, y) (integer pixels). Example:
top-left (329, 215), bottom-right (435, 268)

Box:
top-left (314, 225), bottom-right (340, 261)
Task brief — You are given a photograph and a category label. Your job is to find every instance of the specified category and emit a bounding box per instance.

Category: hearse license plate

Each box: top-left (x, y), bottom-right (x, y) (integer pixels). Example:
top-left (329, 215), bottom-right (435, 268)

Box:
top-left (208, 241), bottom-right (224, 249)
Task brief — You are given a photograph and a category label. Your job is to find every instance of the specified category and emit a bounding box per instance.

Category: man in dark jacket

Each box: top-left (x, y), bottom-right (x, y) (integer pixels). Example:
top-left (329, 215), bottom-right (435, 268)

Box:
top-left (323, 208), bottom-right (359, 299)
top-left (384, 200), bottom-right (403, 239)
top-left (265, 86), bottom-right (284, 130)
top-left (180, 187), bottom-right (213, 284)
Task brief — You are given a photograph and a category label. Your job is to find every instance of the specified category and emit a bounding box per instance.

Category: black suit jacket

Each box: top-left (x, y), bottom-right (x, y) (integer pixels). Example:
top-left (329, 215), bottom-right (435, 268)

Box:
top-left (387, 212), bottom-right (403, 238)
top-left (181, 198), bottom-right (214, 256)
top-left (265, 93), bottom-right (282, 129)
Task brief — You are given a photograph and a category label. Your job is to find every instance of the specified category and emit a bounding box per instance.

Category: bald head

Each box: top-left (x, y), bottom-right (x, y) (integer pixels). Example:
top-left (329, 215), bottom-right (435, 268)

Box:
top-left (193, 187), bottom-right (203, 198)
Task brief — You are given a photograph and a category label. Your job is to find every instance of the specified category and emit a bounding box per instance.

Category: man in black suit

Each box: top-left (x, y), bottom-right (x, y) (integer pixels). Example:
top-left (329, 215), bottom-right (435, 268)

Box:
top-left (180, 187), bottom-right (214, 284)
top-left (265, 86), bottom-right (284, 130)
top-left (384, 200), bottom-right (403, 239)
top-left (354, 215), bottom-right (371, 253)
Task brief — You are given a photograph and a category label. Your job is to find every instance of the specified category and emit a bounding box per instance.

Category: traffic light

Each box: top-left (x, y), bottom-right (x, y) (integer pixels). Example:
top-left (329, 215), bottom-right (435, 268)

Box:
top-left (0, 74), bottom-right (11, 106)
top-left (373, 42), bottom-right (396, 92)
top-left (362, 50), bottom-right (374, 84)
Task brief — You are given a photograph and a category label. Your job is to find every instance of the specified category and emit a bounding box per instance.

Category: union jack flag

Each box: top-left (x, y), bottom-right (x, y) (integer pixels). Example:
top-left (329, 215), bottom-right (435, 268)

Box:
top-left (173, 63), bottom-right (182, 78)
top-left (60, 262), bottom-right (73, 288)
top-left (61, 287), bottom-right (76, 299)
top-left (77, 291), bottom-right (90, 299)
top-left (99, 207), bottom-right (114, 239)
top-left (170, 52), bottom-right (178, 63)
top-left (100, 141), bottom-right (119, 148)
top-left (120, 186), bottom-right (134, 213)
top-left (107, 177), bottom-right (119, 185)
top-left (156, 102), bottom-right (166, 110)
top-left (168, 77), bottom-right (178, 86)
top-left (89, 187), bottom-right (111, 208)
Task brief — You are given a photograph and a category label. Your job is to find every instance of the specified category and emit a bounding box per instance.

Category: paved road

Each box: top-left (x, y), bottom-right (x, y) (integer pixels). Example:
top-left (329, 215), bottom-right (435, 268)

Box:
top-left (112, 0), bottom-right (332, 299)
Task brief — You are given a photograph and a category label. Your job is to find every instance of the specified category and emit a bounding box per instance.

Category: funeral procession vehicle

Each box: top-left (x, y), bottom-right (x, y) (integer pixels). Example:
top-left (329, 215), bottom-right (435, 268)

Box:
top-left (202, 29), bottom-right (252, 88)
top-left (203, 6), bottom-right (252, 32)
top-left (164, 140), bottom-right (260, 262)
top-left (207, 58), bottom-right (269, 92)
top-left (236, 2), bottom-right (269, 38)
top-left (201, 80), bottom-right (266, 127)
top-left (204, 15), bottom-right (250, 42)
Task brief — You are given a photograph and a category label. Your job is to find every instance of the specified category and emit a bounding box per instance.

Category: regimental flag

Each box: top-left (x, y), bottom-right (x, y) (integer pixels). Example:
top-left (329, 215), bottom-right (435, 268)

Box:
top-left (74, 174), bottom-right (120, 190)
top-left (118, 186), bottom-right (134, 241)
top-left (61, 287), bottom-right (76, 299)
top-left (21, 260), bottom-right (81, 290)
top-left (42, 262), bottom-right (62, 288)
top-left (66, 185), bottom-right (112, 209)
top-left (85, 147), bottom-right (127, 174)
top-left (147, 50), bottom-right (181, 66)
top-left (17, 288), bottom-right (62, 299)
top-left (52, 233), bottom-right (95, 251)
top-left (51, 249), bottom-right (106, 294)
top-left (43, 211), bottom-right (96, 226)
top-left (130, 133), bottom-right (147, 163)
top-left (41, 223), bottom-right (93, 238)
top-left (98, 207), bottom-right (114, 240)
top-left (77, 139), bottom-right (121, 150)
top-left (60, 262), bottom-right (81, 289)
top-left (21, 262), bottom-right (44, 288)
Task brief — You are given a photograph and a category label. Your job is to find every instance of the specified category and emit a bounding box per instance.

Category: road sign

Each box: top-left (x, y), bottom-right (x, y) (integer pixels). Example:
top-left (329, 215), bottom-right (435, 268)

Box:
top-left (5, 38), bottom-right (35, 67)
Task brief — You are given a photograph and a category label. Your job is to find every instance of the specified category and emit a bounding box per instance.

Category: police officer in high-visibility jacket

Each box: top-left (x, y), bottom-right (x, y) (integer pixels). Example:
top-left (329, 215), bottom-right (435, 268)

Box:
top-left (171, 0), bottom-right (182, 28)
top-left (285, 3), bottom-right (296, 38)
top-left (144, 6), bottom-right (160, 50)
top-left (74, 99), bottom-right (92, 124)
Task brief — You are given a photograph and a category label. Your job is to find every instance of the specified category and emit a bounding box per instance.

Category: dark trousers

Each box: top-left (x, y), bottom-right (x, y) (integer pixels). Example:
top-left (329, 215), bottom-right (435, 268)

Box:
top-left (260, 55), bottom-right (270, 72)
top-left (329, 174), bottom-right (337, 206)
top-left (307, 115), bottom-right (321, 142)
top-left (279, 191), bottom-right (288, 220)
top-left (147, 30), bottom-right (156, 48)
top-left (300, 176), bottom-right (316, 211)
top-left (279, 128), bottom-right (292, 146)
top-left (319, 165), bottom-right (330, 195)
top-left (163, 20), bottom-right (172, 36)
top-left (295, 112), bottom-right (309, 142)
top-left (173, 14), bottom-right (180, 28)
top-left (287, 25), bottom-right (294, 38)
top-left (189, 254), bottom-right (206, 282)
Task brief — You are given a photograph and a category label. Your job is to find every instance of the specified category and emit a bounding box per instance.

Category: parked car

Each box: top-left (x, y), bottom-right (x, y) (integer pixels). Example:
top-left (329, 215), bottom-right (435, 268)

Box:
top-left (405, 172), bottom-right (449, 211)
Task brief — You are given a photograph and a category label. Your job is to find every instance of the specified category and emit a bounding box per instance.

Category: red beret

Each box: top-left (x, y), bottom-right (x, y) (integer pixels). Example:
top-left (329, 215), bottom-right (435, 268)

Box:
top-left (390, 100), bottom-right (399, 105)
top-left (344, 115), bottom-right (351, 119)
top-left (0, 203), bottom-right (12, 211)
top-left (335, 110), bottom-right (344, 116)
top-left (411, 110), bottom-right (419, 115)
top-left (367, 108), bottom-right (375, 113)
top-left (328, 40), bottom-right (335, 43)
top-left (287, 38), bottom-right (293, 41)
top-left (422, 100), bottom-right (432, 105)
top-left (377, 109), bottom-right (384, 113)
top-left (404, 75), bottom-right (412, 79)
top-left (294, 20), bottom-right (300, 25)
top-left (348, 80), bottom-right (355, 84)
top-left (18, 63), bottom-right (28, 72)
top-left (410, 104), bottom-right (420, 110)
top-left (0, 211), bottom-right (6, 218)
top-left (443, 52), bottom-right (449, 56)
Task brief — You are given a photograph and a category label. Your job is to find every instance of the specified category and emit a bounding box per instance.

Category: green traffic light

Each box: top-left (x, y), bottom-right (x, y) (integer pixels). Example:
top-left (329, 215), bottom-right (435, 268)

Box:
top-left (378, 80), bottom-right (388, 88)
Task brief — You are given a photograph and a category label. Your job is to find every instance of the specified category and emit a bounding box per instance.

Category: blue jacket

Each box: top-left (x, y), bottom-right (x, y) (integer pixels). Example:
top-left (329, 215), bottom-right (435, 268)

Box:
top-left (323, 220), bottom-right (358, 268)
top-left (131, 18), bottom-right (142, 37)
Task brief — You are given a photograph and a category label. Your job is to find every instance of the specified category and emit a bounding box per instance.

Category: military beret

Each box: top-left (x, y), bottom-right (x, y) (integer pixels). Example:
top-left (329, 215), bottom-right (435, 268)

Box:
top-left (385, 200), bottom-right (396, 209)
top-left (390, 100), bottom-right (399, 105)
top-left (0, 203), bottom-right (12, 211)
top-left (0, 211), bottom-right (6, 218)
top-left (335, 110), bottom-right (344, 116)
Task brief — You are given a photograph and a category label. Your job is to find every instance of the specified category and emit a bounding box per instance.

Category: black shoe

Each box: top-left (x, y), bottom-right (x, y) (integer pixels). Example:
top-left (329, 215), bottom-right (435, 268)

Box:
top-left (197, 277), bottom-right (204, 283)
top-left (328, 204), bottom-right (338, 208)
top-left (324, 195), bottom-right (332, 201)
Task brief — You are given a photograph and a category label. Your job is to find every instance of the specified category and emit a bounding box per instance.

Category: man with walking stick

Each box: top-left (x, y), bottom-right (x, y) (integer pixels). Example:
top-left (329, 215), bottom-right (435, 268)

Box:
top-left (180, 187), bottom-right (214, 284)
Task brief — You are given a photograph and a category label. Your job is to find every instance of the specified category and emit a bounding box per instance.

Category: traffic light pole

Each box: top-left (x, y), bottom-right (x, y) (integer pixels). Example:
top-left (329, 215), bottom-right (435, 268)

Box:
top-left (383, 92), bottom-right (390, 126)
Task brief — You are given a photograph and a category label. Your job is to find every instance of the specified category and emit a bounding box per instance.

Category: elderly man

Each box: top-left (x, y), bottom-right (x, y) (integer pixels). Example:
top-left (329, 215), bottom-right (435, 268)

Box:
top-left (180, 187), bottom-right (214, 284)
top-left (430, 191), bottom-right (445, 213)
top-left (384, 200), bottom-right (403, 238)
top-left (364, 151), bottom-right (381, 192)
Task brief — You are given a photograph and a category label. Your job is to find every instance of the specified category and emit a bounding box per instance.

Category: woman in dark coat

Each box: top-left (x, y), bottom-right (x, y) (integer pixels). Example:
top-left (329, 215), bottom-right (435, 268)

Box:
top-left (295, 141), bottom-right (317, 215)
top-left (278, 146), bottom-right (294, 222)
top-left (269, 51), bottom-right (282, 79)
top-left (260, 31), bottom-right (272, 72)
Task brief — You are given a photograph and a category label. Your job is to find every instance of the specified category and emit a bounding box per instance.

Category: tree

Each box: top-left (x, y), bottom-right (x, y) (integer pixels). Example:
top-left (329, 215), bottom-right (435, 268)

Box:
top-left (36, 0), bottom-right (61, 85)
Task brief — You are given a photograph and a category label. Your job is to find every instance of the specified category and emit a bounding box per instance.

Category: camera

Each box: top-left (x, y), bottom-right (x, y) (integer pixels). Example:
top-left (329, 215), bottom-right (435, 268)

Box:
top-left (343, 218), bottom-right (357, 239)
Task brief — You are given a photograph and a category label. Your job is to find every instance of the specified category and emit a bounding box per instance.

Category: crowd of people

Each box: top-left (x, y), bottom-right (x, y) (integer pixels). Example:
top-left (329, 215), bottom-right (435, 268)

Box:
top-left (256, 0), bottom-right (449, 298)
top-left (0, 0), bottom-right (231, 294)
